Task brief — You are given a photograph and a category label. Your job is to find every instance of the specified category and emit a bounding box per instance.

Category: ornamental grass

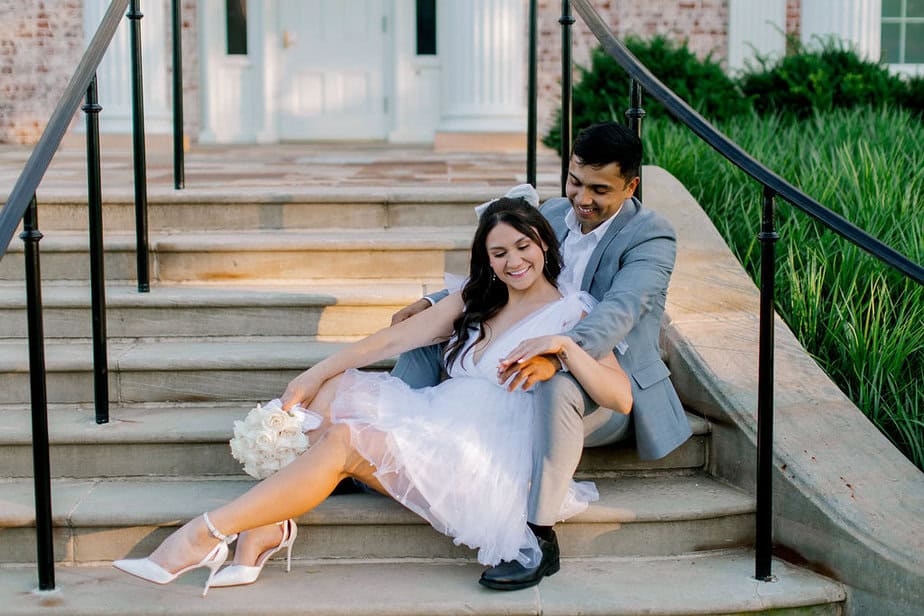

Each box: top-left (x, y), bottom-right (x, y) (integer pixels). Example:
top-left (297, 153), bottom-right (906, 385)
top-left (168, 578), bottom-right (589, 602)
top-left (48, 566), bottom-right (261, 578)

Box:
top-left (646, 107), bottom-right (924, 470)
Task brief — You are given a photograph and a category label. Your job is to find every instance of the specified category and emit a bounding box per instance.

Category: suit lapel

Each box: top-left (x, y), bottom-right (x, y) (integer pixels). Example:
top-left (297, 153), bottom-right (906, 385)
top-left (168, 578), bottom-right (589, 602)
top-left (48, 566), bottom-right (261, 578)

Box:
top-left (580, 197), bottom-right (640, 291)
top-left (555, 221), bottom-right (569, 246)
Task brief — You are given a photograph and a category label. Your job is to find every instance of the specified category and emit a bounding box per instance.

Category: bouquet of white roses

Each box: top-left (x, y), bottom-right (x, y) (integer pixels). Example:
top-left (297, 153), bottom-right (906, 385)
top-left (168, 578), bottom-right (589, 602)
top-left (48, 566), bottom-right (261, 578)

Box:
top-left (229, 399), bottom-right (323, 479)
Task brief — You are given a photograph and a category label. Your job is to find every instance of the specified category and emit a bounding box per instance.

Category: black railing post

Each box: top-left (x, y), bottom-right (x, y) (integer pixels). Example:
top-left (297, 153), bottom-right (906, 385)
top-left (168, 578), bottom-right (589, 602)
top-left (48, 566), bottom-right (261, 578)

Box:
top-left (526, 0), bottom-right (538, 188)
top-left (128, 0), bottom-right (150, 292)
top-left (83, 75), bottom-right (110, 425)
top-left (21, 195), bottom-right (55, 591)
top-left (755, 185), bottom-right (779, 581)
top-left (559, 0), bottom-right (575, 196)
top-left (171, 0), bottom-right (185, 190)
top-left (625, 79), bottom-right (646, 201)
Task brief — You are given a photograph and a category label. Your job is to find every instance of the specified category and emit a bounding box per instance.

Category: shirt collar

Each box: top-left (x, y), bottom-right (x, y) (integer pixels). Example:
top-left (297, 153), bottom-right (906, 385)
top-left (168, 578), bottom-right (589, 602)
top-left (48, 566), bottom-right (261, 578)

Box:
top-left (563, 199), bottom-right (627, 239)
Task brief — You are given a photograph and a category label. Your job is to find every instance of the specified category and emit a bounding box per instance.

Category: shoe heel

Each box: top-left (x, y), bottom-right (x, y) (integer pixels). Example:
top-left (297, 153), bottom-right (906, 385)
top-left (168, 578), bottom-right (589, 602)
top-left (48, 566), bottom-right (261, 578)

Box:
top-left (201, 542), bottom-right (229, 597)
top-left (285, 519), bottom-right (298, 572)
top-left (546, 560), bottom-right (560, 577)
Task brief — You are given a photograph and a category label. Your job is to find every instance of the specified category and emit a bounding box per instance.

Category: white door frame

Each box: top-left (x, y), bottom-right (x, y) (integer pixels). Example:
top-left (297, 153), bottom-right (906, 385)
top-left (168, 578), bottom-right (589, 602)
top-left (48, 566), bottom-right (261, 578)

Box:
top-left (83, 0), bottom-right (171, 134)
top-left (199, 0), bottom-right (269, 143)
top-left (200, 0), bottom-right (445, 144)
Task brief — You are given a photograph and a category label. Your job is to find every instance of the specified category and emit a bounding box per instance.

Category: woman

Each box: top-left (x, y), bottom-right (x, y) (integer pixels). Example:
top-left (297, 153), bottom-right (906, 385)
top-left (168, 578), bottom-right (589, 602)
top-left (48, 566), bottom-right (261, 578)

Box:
top-left (113, 197), bottom-right (632, 595)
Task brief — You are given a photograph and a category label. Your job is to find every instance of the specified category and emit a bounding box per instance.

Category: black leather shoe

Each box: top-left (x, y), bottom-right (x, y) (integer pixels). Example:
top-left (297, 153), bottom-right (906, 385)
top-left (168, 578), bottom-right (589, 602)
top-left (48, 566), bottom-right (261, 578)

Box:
top-left (478, 530), bottom-right (560, 591)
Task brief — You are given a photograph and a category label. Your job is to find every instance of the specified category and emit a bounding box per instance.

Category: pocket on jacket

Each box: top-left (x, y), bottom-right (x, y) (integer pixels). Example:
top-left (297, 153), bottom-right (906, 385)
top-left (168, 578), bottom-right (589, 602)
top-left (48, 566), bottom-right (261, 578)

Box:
top-left (631, 359), bottom-right (671, 390)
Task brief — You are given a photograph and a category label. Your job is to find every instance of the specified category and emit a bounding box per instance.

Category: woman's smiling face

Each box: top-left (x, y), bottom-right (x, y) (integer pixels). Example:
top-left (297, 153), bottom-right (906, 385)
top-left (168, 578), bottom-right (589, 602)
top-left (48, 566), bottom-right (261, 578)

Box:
top-left (485, 222), bottom-right (546, 291)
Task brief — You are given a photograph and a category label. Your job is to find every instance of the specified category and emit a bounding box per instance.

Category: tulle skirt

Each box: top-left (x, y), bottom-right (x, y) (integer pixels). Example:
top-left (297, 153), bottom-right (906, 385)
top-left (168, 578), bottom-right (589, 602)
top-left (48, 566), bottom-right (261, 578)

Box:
top-left (330, 369), bottom-right (598, 567)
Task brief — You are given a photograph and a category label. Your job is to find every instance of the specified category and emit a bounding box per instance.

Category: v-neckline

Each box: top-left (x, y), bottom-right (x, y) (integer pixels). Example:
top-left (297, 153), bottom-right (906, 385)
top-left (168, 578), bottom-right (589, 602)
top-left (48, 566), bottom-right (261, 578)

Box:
top-left (470, 295), bottom-right (565, 367)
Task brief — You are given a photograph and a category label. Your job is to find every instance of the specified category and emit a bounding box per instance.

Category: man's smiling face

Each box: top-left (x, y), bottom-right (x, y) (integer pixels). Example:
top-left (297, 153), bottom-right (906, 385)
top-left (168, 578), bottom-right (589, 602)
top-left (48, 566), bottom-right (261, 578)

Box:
top-left (565, 155), bottom-right (639, 233)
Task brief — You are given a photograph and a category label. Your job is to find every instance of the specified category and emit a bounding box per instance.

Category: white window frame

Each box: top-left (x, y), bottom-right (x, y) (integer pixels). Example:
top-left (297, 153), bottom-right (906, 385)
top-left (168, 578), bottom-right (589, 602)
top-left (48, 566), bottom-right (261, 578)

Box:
top-left (883, 0), bottom-right (924, 76)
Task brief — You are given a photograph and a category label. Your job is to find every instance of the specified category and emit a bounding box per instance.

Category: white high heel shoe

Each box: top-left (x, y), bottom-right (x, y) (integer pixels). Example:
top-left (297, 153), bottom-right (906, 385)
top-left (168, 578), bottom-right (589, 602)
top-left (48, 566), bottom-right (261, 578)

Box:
top-left (113, 512), bottom-right (238, 597)
top-left (210, 519), bottom-right (298, 588)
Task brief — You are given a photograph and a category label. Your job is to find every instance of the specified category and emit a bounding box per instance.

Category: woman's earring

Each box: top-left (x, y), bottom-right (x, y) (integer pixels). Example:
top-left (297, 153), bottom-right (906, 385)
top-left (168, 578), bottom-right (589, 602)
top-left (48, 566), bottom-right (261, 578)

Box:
top-left (491, 272), bottom-right (497, 282)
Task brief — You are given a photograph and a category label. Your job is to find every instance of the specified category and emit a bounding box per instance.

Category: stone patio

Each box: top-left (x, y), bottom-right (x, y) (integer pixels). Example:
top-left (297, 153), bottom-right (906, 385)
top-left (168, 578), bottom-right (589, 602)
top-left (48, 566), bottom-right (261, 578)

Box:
top-left (0, 138), bottom-right (564, 201)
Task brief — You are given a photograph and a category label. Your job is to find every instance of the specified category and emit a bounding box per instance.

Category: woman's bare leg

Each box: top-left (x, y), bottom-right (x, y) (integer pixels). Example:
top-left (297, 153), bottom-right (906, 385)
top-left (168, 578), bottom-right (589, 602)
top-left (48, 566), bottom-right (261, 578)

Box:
top-left (228, 376), bottom-right (389, 566)
top-left (145, 375), bottom-right (389, 572)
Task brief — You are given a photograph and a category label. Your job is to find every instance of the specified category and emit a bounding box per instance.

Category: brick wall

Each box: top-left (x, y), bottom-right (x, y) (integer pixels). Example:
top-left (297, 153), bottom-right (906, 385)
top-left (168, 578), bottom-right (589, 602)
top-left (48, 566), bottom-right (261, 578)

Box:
top-left (0, 0), bottom-right (84, 144)
top-left (0, 0), bottom-right (199, 145)
top-left (786, 0), bottom-right (801, 43)
top-left (168, 0), bottom-right (199, 142)
top-left (535, 0), bottom-right (729, 134)
top-left (3, 1), bottom-right (746, 146)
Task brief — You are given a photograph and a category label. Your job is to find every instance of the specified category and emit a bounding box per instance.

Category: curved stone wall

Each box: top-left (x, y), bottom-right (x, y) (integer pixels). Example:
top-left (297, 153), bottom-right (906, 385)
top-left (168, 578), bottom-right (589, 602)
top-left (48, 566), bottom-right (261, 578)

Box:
top-left (646, 164), bottom-right (924, 616)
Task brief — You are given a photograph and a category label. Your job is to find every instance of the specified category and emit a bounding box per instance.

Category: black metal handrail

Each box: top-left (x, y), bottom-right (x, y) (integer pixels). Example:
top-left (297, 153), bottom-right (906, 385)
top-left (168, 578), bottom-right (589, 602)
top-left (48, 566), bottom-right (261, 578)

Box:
top-left (0, 0), bottom-right (129, 258)
top-left (0, 0), bottom-right (130, 592)
top-left (569, 0), bottom-right (924, 285)
top-left (0, 0), bottom-right (183, 592)
top-left (171, 0), bottom-right (185, 190)
top-left (563, 0), bottom-right (924, 582)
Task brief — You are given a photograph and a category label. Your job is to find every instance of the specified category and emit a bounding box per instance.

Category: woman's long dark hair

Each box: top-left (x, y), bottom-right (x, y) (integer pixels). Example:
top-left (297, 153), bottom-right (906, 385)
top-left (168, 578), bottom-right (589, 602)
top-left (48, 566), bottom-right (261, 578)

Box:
top-left (444, 197), bottom-right (563, 369)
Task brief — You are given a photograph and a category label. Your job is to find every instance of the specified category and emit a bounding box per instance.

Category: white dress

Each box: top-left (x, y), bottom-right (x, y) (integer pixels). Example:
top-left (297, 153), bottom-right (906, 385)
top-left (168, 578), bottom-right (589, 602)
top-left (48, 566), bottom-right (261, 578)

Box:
top-left (329, 291), bottom-right (599, 567)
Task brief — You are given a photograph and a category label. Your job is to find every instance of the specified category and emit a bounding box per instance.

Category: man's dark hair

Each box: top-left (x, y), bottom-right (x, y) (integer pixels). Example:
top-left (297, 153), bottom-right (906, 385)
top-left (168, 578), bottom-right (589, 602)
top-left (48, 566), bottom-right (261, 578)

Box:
top-left (572, 122), bottom-right (642, 179)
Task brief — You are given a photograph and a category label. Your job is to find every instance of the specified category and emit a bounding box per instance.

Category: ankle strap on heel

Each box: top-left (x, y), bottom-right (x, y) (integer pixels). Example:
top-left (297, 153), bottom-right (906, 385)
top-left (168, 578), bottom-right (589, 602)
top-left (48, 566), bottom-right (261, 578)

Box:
top-left (203, 512), bottom-right (237, 544)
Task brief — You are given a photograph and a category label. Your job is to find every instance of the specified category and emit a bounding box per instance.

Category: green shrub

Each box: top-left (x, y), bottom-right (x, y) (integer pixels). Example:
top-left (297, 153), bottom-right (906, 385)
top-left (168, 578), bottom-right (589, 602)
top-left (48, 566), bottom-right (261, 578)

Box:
top-left (543, 36), bottom-right (749, 154)
top-left (899, 75), bottom-right (924, 119)
top-left (645, 107), bottom-right (924, 471)
top-left (738, 39), bottom-right (908, 118)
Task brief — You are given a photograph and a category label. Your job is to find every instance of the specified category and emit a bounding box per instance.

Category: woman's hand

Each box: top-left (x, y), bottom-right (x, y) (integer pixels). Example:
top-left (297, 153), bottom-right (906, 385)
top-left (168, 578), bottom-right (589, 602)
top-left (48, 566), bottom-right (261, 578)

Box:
top-left (281, 369), bottom-right (324, 411)
top-left (499, 335), bottom-right (568, 370)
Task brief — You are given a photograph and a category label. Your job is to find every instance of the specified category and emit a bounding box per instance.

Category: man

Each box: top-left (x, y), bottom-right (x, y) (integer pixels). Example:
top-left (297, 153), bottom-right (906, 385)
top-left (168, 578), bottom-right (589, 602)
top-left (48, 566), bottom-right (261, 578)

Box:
top-left (390, 122), bottom-right (691, 590)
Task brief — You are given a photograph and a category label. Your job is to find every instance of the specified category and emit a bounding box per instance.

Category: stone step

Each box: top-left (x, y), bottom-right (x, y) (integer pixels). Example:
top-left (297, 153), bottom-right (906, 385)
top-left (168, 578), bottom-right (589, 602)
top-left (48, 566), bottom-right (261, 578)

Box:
top-left (7, 186), bottom-right (498, 233)
top-left (0, 404), bottom-right (710, 479)
top-left (0, 338), bottom-right (391, 404)
top-left (0, 551), bottom-right (845, 616)
top-left (0, 228), bottom-right (474, 283)
top-left (0, 282), bottom-right (439, 339)
top-left (0, 473), bottom-right (753, 564)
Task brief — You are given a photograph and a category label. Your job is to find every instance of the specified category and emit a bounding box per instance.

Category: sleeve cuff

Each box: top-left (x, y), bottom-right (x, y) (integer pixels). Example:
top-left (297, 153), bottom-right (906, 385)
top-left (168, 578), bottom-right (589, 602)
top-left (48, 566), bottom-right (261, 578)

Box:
top-left (557, 354), bottom-right (570, 373)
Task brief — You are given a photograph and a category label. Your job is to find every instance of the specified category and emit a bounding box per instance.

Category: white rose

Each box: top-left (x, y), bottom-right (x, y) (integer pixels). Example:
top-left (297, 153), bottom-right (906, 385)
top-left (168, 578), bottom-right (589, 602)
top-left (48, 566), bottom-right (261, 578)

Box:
top-left (254, 431), bottom-right (276, 450)
top-left (262, 409), bottom-right (289, 431)
top-left (277, 432), bottom-right (308, 451)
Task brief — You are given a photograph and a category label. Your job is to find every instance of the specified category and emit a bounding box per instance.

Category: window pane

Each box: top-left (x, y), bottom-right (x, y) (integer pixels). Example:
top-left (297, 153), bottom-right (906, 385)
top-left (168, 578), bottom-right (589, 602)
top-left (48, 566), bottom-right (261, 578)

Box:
top-left (883, 0), bottom-right (903, 17)
top-left (881, 23), bottom-right (902, 63)
top-left (908, 0), bottom-right (924, 18)
top-left (907, 23), bottom-right (924, 62)
top-left (226, 0), bottom-right (247, 55)
top-left (416, 0), bottom-right (437, 55)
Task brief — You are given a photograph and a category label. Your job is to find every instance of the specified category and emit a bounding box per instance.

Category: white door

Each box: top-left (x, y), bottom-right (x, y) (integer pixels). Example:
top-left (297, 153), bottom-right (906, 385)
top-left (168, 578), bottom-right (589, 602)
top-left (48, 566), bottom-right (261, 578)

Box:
top-left (276, 0), bottom-right (390, 140)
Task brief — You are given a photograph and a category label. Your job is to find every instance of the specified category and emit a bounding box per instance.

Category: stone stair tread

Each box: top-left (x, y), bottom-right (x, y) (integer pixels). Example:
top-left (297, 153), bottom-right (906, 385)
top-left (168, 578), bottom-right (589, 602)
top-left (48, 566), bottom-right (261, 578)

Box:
top-left (0, 402), bottom-right (261, 444)
top-left (0, 281), bottom-right (440, 308)
top-left (0, 472), bottom-right (751, 528)
top-left (0, 338), bottom-right (390, 372)
top-left (0, 403), bottom-right (711, 445)
top-left (29, 183), bottom-right (536, 204)
top-left (0, 551), bottom-right (845, 616)
top-left (1, 227), bottom-right (476, 253)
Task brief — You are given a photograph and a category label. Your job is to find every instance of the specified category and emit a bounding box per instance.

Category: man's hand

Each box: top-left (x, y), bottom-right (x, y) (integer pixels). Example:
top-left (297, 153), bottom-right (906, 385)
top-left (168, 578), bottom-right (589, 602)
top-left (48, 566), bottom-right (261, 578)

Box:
top-left (281, 369), bottom-right (324, 411)
top-left (390, 298), bottom-right (432, 326)
top-left (498, 354), bottom-right (559, 392)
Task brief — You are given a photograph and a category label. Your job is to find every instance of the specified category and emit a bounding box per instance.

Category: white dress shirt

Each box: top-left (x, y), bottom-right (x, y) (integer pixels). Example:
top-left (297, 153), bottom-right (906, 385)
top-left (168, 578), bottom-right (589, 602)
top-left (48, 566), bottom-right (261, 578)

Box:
top-left (558, 201), bottom-right (624, 292)
top-left (558, 201), bottom-right (630, 358)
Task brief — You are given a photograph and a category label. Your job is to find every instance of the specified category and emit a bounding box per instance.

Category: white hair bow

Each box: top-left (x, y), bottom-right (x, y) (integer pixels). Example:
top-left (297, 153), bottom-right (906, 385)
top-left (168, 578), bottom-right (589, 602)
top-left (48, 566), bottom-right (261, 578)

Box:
top-left (474, 183), bottom-right (540, 218)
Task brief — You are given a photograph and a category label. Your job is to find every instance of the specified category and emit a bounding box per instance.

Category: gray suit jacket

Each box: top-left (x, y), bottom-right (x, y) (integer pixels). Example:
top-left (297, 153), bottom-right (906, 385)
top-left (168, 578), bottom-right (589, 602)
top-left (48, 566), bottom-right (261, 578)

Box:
top-left (542, 196), bottom-right (691, 460)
